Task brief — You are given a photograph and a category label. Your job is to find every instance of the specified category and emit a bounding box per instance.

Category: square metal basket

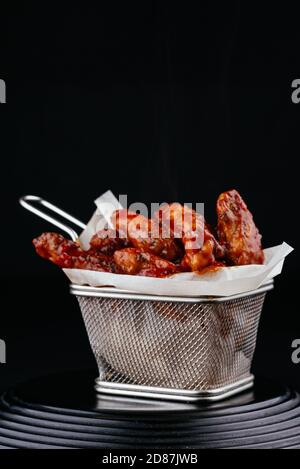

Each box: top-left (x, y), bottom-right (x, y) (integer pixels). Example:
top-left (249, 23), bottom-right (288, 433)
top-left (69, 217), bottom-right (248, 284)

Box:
top-left (71, 281), bottom-right (273, 402)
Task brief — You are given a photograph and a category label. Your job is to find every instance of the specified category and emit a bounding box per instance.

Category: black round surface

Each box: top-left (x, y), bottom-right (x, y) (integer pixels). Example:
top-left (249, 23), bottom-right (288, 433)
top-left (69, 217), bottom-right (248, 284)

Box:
top-left (1, 370), bottom-right (300, 449)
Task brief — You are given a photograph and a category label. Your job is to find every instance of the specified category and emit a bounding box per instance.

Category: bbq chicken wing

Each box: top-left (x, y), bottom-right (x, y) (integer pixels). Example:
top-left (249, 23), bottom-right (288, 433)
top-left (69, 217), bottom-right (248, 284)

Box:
top-left (90, 229), bottom-right (129, 256)
top-left (154, 203), bottom-right (225, 271)
top-left (114, 247), bottom-right (178, 277)
top-left (111, 209), bottom-right (182, 261)
top-left (216, 189), bottom-right (264, 265)
top-left (33, 232), bottom-right (116, 272)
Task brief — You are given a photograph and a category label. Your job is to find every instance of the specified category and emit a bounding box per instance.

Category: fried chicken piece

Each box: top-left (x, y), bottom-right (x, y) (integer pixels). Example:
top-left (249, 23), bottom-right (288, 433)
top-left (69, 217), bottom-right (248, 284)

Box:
top-left (111, 210), bottom-right (182, 261)
top-left (114, 247), bottom-right (178, 277)
top-left (155, 203), bottom-right (225, 271)
top-left (33, 232), bottom-right (116, 272)
top-left (127, 214), bottom-right (182, 260)
top-left (90, 229), bottom-right (129, 256)
top-left (180, 237), bottom-right (216, 271)
top-left (216, 189), bottom-right (264, 265)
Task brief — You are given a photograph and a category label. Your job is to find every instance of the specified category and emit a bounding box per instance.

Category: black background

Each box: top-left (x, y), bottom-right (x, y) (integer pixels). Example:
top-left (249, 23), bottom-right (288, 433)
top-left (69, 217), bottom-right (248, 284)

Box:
top-left (0, 2), bottom-right (299, 392)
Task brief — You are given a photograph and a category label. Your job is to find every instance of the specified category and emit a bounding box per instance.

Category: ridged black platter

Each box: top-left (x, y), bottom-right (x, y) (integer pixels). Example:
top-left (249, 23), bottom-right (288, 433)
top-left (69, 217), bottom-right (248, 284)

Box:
top-left (0, 371), bottom-right (299, 449)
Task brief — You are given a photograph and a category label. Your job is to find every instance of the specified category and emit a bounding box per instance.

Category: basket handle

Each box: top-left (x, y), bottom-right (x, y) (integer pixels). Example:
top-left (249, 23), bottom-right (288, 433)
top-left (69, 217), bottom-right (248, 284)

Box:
top-left (19, 195), bottom-right (86, 241)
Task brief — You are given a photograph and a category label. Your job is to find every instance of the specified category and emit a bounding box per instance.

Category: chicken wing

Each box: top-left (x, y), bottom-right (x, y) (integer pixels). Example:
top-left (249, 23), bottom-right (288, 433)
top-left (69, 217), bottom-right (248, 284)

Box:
top-left (111, 210), bottom-right (182, 261)
top-left (114, 247), bottom-right (178, 277)
top-left (216, 189), bottom-right (264, 265)
top-left (33, 232), bottom-right (116, 272)
top-left (155, 203), bottom-right (225, 271)
top-left (90, 229), bottom-right (129, 256)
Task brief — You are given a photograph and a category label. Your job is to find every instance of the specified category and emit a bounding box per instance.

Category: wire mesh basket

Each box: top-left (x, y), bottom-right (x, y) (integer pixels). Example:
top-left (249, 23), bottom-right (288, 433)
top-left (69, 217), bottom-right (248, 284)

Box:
top-left (71, 282), bottom-right (273, 401)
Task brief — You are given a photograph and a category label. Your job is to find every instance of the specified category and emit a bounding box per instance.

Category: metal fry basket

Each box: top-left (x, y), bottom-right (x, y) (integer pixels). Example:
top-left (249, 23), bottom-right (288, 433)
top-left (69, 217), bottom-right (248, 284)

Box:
top-left (20, 195), bottom-right (273, 402)
top-left (71, 282), bottom-right (272, 401)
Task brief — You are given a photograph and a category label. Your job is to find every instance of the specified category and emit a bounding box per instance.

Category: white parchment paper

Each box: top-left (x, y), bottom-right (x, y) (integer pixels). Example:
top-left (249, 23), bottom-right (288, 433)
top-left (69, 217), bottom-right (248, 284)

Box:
top-left (79, 190), bottom-right (122, 249)
top-left (63, 191), bottom-right (293, 297)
